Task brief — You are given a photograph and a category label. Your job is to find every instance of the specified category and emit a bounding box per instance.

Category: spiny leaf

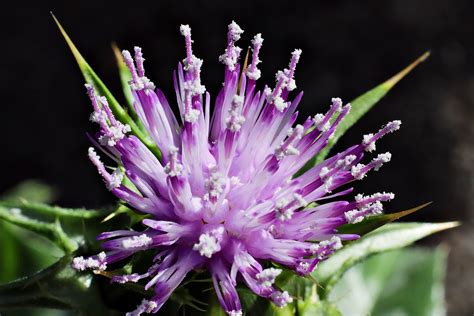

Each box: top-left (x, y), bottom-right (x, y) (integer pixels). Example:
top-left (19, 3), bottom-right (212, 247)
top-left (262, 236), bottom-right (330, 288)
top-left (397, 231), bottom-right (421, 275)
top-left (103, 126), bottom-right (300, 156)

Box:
top-left (0, 200), bottom-right (103, 220)
top-left (298, 52), bottom-right (430, 174)
top-left (329, 247), bottom-right (447, 316)
top-left (2, 180), bottom-right (56, 204)
top-left (337, 202), bottom-right (432, 235)
top-left (313, 221), bottom-right (458, 298)
top-left (0, 181), bottom-right (60, 284)
top-left (0, 206), bottom-right (77, 253)
top-left (51, 13), bottom-right (161, 160)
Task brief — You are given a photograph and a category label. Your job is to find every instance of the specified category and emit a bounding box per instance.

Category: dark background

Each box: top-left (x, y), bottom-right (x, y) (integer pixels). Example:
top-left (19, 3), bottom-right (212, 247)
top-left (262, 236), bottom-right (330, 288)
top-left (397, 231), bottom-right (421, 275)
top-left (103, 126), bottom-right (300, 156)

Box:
top-left (1, 0), bottom-right (473, 314)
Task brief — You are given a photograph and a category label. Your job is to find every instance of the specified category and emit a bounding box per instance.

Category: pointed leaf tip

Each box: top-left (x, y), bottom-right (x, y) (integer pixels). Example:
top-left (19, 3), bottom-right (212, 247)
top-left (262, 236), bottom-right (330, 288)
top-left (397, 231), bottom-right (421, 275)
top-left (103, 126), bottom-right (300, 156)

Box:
top-left (52, 16), bottom-right (162, 160)
top-left (314, 221), bottom-right (459, 298)
top-left (383, 51), bottom-right (431, 89)
top-left (51, 14), bottom-right (87, 69)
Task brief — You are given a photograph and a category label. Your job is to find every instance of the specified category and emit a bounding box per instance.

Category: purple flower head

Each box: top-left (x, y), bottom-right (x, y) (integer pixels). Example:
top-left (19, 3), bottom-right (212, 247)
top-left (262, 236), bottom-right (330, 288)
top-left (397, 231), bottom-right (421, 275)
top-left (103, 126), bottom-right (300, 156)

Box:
top-left (73, 22), bottom-right (401, 315)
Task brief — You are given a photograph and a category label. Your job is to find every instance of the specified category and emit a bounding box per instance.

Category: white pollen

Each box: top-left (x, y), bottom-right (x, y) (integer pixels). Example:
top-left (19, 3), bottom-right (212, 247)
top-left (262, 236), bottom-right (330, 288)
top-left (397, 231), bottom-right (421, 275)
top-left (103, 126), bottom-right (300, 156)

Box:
top-left (130, 76), bottom-right (156, 91)
top-left (351, 164), bottom-right (366, 180)
top-left (193, 228), bottom-right (224, 258)
top-left (355, 193), bottom-right (364, 203)
top-left (330, 236), bottom-right (343, 250)
top-left (275, 199), bottom-right (293, 221)
top-left (164, 162), bottom-right (183, 177)
top-left (183, 80), bottom-right (206, 96)
top-left (107, 168), bottom-right (123, 191)
top-left (184, 108), bottom-right (201, 123)
top-left (229, 21), bottom-right (244, 41)
top-left (323, 176), bottom-right (333, 193)
top-left (345, 210), bottom-right (364, 224)
top-left (319, 167), bottom-right (330, 179)
top-left (363, 133), bottom-right (376, 152)
top-left (379, 152), bottom-right (392, 163)
top-left (252, 33), bottom-right (264, 45)
top-left (285, 145), bottom-right (300, 156)
top-left (256, 268), bottom-right (282, 287)
top-left (387, 120), bottom-right (402, 132)
top-left (205, 171), bottom-right (227, 200)
top-left (264, 87), bottom-right (272, 97)
top-left (89, 111), bottom-right (101, 123)
top-left (180, 24), bottom-right (191, 37)
top-left (246, 68), bottom-right (261, 80)
top-left (292, 49), bottom-right (302, 59)
top-left (313, 113), bottom-right (324, 126)
top-left (286, 78), bottom-right (296, 91)
top-left (72, 251), bottom-right (107, 272)
top-left (122, 234), bottom-right (153, 249)
top-left (126, 299), bottom-right (158, 316)
top-left (273, 96), bottom-right (288, 112)
top-left (373, 152), bottom-right (392, 171)
top-left (226, 113), bottom-right (245, 132)
top-left (232, 95), bottom-right (244, 106)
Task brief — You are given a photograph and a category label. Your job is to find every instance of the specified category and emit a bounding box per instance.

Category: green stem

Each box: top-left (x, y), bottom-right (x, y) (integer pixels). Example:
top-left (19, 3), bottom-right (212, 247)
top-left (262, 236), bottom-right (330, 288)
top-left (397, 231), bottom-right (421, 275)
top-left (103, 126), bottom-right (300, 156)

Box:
top-left (0, 200), bottom-right (103, 219)
top-left (0, 207), bottom-right (77, 254)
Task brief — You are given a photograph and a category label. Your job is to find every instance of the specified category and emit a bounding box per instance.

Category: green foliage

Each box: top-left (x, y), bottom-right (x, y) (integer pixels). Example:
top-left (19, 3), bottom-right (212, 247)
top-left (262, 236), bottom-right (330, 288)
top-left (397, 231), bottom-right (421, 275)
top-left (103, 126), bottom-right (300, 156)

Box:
top-left (314, 222), bottom-right (459, 297)
top-left (0, 181), bottom-right (60, 284)
top-left (0, 25), bottom-right (450, 315)
top-left (51, 14), bottom-right (161, 160)
top-left (329, 247), bottom-right (447, 316)
top-left (0, 255), bottom-right (116, 315)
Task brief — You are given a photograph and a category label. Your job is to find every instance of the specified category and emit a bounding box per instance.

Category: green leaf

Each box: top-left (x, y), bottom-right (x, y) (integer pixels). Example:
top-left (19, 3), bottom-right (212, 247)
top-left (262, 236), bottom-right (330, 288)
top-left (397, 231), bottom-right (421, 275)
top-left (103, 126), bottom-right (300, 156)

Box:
top-left (0, 255), bottom-right (116, 315)
top-left (298, 51), bottom-right (430, 175)
top-left (0, 181), bottom-right (59, 284)
top-left (337, 202), bottom-right (432, 235)
top-left (2, 180), bottom-right (56, 204)
top-left (313, 222), bottom-right (458, 297)
top-left (0, 206), bottom-right (77, 253)
top-left (298, 300), bottom-right (341, 316)
top-left (51, 13), bottom-right (161, 160)
top-left (273, 271), bottom-right (341, 316)
top-left (328, 246), bottom-right (447, 316)
top-left (111, 43), bottom-right (134, 110)
top-left (0, 200), bottom-right (103, 220)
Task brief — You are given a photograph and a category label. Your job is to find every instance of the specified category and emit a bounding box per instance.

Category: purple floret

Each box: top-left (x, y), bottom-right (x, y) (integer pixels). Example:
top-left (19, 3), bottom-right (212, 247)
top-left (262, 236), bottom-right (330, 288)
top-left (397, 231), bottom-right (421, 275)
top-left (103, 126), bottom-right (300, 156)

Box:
top-left (72, 21), bottom-right (401, 315)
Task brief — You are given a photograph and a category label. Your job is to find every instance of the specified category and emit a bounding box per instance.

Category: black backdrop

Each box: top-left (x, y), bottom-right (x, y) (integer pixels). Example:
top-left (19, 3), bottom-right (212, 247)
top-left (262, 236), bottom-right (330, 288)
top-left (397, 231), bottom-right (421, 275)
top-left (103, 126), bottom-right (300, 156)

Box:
top-left (1, 0), bottom-right (473, 314)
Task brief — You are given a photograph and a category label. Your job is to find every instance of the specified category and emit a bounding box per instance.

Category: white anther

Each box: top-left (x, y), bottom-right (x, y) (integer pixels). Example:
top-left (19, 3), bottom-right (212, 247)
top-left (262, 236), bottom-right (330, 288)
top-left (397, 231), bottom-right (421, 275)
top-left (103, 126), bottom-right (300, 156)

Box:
top-left (363, 133), bottom-right (376, 152)
top-left (184, 108), bottom-right (201, 123)
top-left (193, 227), bottom-right (225, 258)
top-left (256, 268), bottom-right (282, 287)
top-left (351, 163), bottom-right (366, 180)
top-left (106, 168), bottom-right (124, 190)
top-left (122, 234), bottom-right (153, 249)
top-left (180, 25), bottom-right (192, 37)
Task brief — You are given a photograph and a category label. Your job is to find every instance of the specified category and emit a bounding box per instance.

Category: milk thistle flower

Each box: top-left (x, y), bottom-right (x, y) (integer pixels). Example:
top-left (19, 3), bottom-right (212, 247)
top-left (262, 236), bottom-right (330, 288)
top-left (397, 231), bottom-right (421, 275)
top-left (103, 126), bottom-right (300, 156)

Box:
top-left (72, 21), bottom-right (401, 315)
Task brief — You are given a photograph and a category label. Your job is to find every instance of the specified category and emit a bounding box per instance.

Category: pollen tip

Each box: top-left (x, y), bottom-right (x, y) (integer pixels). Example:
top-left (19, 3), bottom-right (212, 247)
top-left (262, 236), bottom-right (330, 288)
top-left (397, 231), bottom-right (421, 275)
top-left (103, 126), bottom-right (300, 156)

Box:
top-left (180, 24), bottom-right (192, 37)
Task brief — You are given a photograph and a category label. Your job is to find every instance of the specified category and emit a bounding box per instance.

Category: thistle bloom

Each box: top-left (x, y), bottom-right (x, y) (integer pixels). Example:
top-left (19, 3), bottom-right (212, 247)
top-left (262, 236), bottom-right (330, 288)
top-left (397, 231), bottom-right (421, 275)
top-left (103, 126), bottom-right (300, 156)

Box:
top-left (72, 21), bottom-right (401, 315)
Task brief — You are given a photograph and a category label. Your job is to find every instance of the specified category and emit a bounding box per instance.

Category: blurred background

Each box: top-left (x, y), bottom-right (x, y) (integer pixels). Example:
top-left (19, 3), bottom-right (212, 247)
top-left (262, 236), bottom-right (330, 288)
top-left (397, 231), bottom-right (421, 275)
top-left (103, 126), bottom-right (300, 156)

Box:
top-left (0, 0), bottom-right (472, 315)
